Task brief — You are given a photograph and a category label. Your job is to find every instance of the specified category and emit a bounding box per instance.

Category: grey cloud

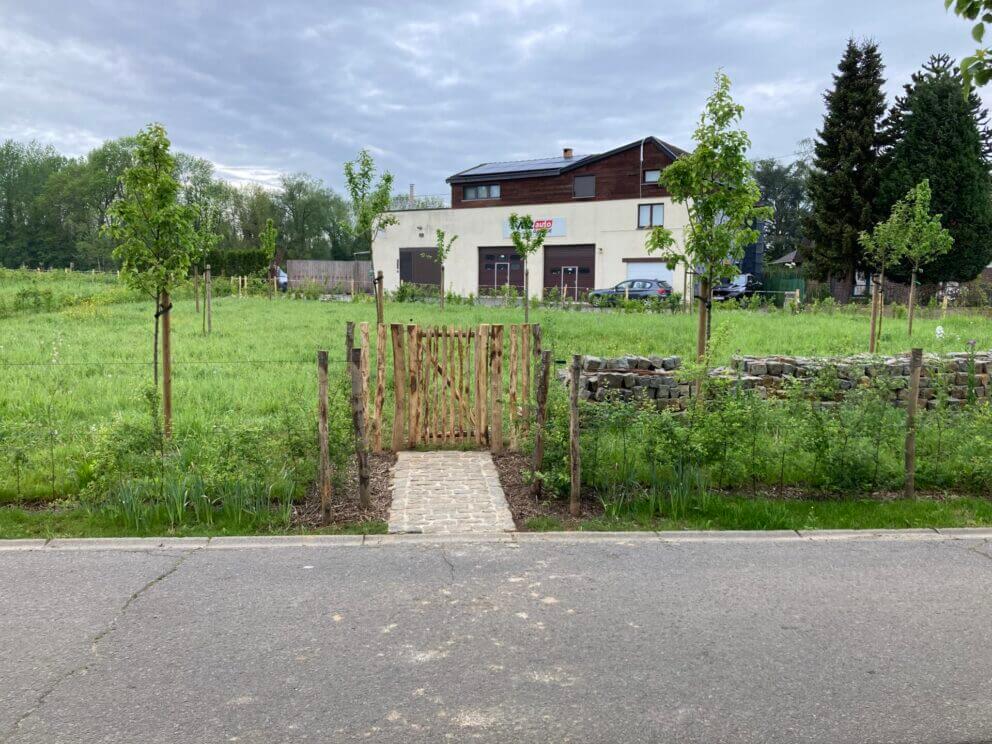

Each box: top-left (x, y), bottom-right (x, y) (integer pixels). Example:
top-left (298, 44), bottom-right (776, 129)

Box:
top-left (0, 0), bottom-right (980, 196)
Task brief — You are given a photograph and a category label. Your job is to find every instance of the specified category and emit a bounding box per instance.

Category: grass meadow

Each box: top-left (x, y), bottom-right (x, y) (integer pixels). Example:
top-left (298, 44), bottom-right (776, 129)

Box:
top-left (2, 268), bottom-right (992, 536)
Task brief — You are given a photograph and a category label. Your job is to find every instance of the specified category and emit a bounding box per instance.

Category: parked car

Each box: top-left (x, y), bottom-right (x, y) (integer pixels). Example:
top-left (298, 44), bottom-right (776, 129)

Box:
top-left (588, 279), bottom-right (672, 305)
top-left (276, 268), bottom-right (288, 292)
top-left (712, 273), bottom-right (761, 302)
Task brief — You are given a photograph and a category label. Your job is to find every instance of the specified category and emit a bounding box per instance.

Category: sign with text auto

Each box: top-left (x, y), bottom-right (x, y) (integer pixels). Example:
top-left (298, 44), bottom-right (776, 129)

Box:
top-left (501, 217), bottom-right (566, 239)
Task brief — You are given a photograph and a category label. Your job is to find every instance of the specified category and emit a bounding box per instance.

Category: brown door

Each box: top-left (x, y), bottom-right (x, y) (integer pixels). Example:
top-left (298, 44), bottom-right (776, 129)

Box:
top-left (544, 245), bottom-right (595, 300)
top-left (477, 247), bottom-right (524, 294)
top-left (399, 247), bottom-right (441, 286)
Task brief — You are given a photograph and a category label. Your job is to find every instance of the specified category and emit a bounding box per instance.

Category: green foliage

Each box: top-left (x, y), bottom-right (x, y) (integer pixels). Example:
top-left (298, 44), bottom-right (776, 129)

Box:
top-left (260, 218), bottom-right (278, 264)
top-left (945, 0), bottom-right (992, 92)
top-left (507, 213), bottom-right (549, 260)
top-left (752, 157), bottom-right (810, 261)
top-left (804, 39), bottom-right (887, 287)
top-left (648, 71), bottom-right (772, 286)
top-left (898, 179), bottom-right (954, 276)
top-left (433, 228), bottom-right (457, 265)
top-left (878, 54), bottom-right (992, 282)
top-left (204, 248), bottom-right (271, 277)
top-left (344, 149), bottom-right (397, 254)
top-left (104, 124), bottom-right (197, 297)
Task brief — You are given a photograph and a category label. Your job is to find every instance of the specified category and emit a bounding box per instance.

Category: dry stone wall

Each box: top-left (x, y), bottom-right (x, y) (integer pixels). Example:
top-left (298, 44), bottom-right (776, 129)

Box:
top-left (570, 352), bottom-right (992, 411)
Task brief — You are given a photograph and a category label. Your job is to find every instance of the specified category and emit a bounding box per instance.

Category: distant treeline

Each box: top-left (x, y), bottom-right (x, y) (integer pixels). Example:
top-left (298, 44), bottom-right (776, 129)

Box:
top-left (0, 137), bottom-right (368, 271)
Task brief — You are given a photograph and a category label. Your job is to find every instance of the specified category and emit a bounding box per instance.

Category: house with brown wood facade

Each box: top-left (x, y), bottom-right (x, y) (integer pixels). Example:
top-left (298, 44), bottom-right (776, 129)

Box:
top-left (372, 137), bottom-right (693, 301)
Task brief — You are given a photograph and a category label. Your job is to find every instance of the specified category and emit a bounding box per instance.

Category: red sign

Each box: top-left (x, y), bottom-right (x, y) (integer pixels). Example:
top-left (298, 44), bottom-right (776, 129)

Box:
top-left (533, 219), bottom-right (554, 230)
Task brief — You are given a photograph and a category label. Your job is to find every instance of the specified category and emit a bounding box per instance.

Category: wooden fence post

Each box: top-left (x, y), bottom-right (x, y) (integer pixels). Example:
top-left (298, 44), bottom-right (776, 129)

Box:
top-left (345, 322), bottom-right (355, 366)
top-left (194, 267), bottom-right (200, 314)
top-left (204, 264), bottom-right (212, 335)
top-left (349, 347), bottom-right (371, 508)
top-left (359, 322), bottom-right (371, 427)
top-left (508, 325), bottom-right (519, 450)
top-left (317, 350), bottom-right (332, 524)
top-left (375, 270), bottom-right (385, 326)
top-left (869, 277), bottom-right (879, 354)
top-left (905, 347), bottom-right (923, 499)
top-left (569, 354), bottom-right (581, 516)
top-left (532, 349), bottom-right (552, 496)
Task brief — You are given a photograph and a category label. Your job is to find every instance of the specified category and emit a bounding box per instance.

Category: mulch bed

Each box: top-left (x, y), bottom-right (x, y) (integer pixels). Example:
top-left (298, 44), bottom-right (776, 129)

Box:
top-left (293, 452), bottom-right (396, 529)
top-left (491, 451), bottom-right (604, 530)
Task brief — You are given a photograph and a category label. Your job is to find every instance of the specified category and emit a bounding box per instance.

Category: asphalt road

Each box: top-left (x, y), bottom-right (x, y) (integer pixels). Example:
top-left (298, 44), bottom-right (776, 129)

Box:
top-left (2, 532), bottom-right (992, 743)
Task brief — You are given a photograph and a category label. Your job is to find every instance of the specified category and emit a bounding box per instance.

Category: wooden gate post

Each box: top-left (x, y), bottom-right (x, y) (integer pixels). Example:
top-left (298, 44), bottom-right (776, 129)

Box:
top-left (374, 323), bottom-right (386, 451)
top-left (349, 347), bottom-right (371, 508)
top-left (491, 325), bottom-right (504, 452)
top-left (905, 347), bottom-right (923, 499)
top-left (569, 354), bottom-right (581, 516)
top-left (317, 350), bottom-right (332, 524)
top-left (532, 349), bottom-right (552, 496)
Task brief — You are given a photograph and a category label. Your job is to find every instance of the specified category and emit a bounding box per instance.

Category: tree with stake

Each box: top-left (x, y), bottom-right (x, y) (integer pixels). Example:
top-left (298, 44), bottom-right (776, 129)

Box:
top-left (646, 71), bottom-right (771, 362)
top-left (344, 150), bottom-right (397, 281)
top-left (858, 205), bottom-right (907, 353)
top-left (104, 124), bottom-right (196, 439)
top-left (425, 229), bottom-right (457, 311)
top-left (260, 217), bottom-right (278, 297)
top-left (508, 213), bottom-right (550, 323)
top-left (897, 180), bottom-right (954, 336)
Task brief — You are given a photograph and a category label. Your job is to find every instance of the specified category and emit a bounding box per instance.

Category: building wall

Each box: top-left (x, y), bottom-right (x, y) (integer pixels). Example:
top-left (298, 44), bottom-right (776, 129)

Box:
top-left (451, 141), bottom-right (675, 208)
top-left (372, 196), bottom-right (690, 300)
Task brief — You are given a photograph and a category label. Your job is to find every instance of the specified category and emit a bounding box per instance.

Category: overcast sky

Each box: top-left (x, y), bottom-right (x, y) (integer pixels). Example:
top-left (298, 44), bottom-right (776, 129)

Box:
top-left (0, 0), bottom-right (981, 196)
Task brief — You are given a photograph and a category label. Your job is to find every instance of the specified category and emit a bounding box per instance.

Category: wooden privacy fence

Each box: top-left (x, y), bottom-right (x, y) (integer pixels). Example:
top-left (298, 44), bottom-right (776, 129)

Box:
top-left (348, 321), bottom-right (543, 452)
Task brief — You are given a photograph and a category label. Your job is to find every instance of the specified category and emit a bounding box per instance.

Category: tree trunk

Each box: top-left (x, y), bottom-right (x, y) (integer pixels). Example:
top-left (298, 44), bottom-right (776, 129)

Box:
top-left (907, 270), bottom-right (917, 338)
top-left (876, 267), bottom-right (885, 344)
top-left (524, 264), bottom-right (530, 324)
top-left (161, 289), bottom-right (173, 439)
top-left (696, 276), bottom-right (709, 362)
top-left (153, 300), bottom-right (160, 386)
top-left (439, 266), bottom-right (445, 312)
top-left (868, 275), bottom-right (878, 354)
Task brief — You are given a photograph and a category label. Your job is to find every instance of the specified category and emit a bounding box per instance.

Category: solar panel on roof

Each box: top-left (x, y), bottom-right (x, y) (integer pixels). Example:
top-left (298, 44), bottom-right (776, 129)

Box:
top-left (456, 154), bottom-right (592, 177)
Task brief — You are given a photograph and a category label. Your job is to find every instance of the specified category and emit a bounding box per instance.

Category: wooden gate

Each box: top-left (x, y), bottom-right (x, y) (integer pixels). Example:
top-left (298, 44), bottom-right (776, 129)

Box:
top-left (351, 322), bottom-right (541, 452)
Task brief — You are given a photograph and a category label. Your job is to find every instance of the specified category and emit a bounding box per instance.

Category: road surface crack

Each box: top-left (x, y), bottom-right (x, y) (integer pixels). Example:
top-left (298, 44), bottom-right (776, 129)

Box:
top-left (2, 547), bottom-right (200, 740)
top-left (438, 546), bottom-right (455, 583)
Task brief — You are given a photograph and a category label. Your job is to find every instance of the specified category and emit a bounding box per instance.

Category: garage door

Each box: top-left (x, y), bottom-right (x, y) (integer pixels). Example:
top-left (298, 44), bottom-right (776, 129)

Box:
top-left (625, 260), bottom-right (673, 286)
top-left (544, 245), bottom-right (595, 300)
top-left (478, 247), bottom-right (525, 294)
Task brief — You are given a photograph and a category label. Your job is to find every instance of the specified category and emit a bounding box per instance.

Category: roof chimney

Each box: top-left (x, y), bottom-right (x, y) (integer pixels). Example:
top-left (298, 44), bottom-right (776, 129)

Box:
top-left (563, 147), bottom-right (573, 159)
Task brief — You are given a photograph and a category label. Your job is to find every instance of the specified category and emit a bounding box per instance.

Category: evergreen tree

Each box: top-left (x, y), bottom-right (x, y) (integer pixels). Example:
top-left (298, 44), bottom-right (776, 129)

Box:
top-left (879, 54), bottom-right (992, 283)
top-left (803, 39), bottom-right (887, 298)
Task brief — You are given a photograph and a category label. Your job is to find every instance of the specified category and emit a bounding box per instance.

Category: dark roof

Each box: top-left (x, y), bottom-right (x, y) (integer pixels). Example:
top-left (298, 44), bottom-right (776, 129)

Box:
top-left (771, 250), bottom-right (801, 265)
top-left (446, 137), bottom-right (688, 184)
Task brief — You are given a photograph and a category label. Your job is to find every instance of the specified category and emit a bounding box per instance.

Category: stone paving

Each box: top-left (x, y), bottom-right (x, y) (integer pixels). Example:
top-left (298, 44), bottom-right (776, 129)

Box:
top-left (387, 451), bottom-right (516, 534)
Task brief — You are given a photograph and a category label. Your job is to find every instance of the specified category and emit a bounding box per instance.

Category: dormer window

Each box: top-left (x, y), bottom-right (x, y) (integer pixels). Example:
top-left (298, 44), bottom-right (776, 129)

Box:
top-left (464, 184), bottom-right (500, 201)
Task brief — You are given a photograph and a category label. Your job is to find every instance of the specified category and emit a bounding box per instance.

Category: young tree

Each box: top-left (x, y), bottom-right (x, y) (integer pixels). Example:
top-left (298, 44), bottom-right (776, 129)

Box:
top-left (344, 150), bottom-right (397, 276)
top-left (260, 217), bottom-right (278, 265)
top-left (879, 54), bottom-right (992, 283)
top-left (804, 39), bottom-right (887, 300)
top-left (896, 180), bottom-right (954, 336)
top-left (426, 228), bottom-right (457, 311)
top-left (858, 205), bottom-right (907, 352)
top-left (647, 71), bottom-right (771, 362)
top-left (104, 123), bottom-right (196, 438)
top-left (508, 213), bottom-right (550, 323)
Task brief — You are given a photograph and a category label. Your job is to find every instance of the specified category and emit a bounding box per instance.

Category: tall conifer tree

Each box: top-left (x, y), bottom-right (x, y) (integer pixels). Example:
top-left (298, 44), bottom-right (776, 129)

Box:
top-left (879, 54), bottom-right (992, 283)
top-left (804, 39), bottom-right (887, 299)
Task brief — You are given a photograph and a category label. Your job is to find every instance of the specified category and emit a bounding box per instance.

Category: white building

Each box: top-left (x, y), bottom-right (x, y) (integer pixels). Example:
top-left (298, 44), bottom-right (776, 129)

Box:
top-left (372, 137), bottom-right (691, 300)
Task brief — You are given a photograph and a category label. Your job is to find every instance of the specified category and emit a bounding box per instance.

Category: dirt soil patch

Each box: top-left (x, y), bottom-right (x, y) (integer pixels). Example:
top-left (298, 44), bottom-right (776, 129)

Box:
top-left (294, 452), bottom-right (395, 529)
top-left (492, 451), bottom-right (604, 530)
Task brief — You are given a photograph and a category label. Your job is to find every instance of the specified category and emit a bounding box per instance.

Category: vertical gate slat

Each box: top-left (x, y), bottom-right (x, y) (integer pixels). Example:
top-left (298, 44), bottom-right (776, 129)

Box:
top-left (476, 324), bottom-right (489, 447)
top-left (490, 325), bottom-right (504, 452)
top-left (407, 325), bottom-right (419, 447)
top-left (390, 324), bottom-right (407, 451)
top-left (359, 322), bottom-right (371, 437)
top-left (521, 323), bottom-right (531, 437)
top-left (509, 325), bottom-right (518, 450)
top-left (374, 323), bottom-right (386, 451)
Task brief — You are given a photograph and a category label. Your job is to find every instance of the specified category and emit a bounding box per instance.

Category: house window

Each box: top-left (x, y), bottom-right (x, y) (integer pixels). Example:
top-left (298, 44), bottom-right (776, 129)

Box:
top-left (573, 175), bottom-right (595, 198)
top-left (464, 184), bottom-right (500, 201)
top-left (643, 169), bottom-right (662, 184)
top-left (637, 203), bottom-right (665, 228)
